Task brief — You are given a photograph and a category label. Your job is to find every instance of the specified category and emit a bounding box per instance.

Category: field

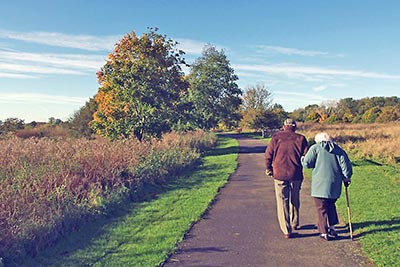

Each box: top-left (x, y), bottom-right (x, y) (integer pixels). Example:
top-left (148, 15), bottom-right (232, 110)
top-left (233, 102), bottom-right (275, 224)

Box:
top-left (298, 122), bottom-right (400, 165)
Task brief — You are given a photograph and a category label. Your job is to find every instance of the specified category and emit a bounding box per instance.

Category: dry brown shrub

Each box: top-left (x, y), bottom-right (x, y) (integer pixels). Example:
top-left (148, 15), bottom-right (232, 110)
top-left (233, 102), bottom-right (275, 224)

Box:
top-left (298, 122), bottom-right (400, 164)
top-left (14, 125), bottom-right (71, 139)
top-left (0, 130), bottom-right (215, 261)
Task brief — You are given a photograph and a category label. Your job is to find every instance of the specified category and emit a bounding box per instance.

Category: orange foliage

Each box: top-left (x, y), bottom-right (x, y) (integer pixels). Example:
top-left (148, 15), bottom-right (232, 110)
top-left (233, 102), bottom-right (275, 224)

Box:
top-left (94, 89), bottom-right (117, 116)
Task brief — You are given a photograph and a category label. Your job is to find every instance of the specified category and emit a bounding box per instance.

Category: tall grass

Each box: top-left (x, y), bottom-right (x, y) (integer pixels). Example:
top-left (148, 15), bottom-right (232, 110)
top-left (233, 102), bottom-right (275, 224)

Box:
top-left (298, 122), bottom-right (400, 165)
top-left (20, 136), bottom-right (238, 267)
top-left (0, 130), bottom-right (216, 263)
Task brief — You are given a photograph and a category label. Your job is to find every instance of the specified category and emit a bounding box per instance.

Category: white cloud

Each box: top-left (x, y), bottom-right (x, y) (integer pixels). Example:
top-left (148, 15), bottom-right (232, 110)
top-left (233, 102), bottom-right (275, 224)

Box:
top-left (0, 62), bottom-right (86, 75)
top-left (0, 29), bottom-right (120, 51)
top-left (233, 63), bottom-right (400, 80)
top-left (275, 90), bottom-right (328, 101)
top-left (0, 92), bottom-right (88, 105)
top-left (176, 39), bottom-right (206, 55)
top-left (313, 85), bottom-right (328, 92)
top-left (312, 83), bottom-right (347, 92)
top-left (0, 72), bottom-right (37, 79)
top-left (0, 50), bottom-right (105, 70)
top-left (0, 50), bottom-right (106, 78)
top-left (273, 90), bottom-right (329, 111)
top-left (255, 45), bottom-right (329, 56)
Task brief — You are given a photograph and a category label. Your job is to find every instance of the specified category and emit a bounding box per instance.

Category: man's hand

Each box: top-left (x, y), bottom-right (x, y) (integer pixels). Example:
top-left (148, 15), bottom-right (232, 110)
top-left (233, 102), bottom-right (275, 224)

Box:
top-left (265, 169), bottom-right (273, 176)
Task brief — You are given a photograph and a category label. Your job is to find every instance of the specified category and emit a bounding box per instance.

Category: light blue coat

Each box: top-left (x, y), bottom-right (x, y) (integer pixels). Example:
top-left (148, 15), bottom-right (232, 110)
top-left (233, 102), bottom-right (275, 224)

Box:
top-left (302, 141), bottom-right (352, 199)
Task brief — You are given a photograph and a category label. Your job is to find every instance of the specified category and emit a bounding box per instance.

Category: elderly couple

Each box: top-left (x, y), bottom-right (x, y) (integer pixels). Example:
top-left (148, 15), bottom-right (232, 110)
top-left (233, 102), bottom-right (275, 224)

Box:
top-left (265, 119), bottom-right (352, 241)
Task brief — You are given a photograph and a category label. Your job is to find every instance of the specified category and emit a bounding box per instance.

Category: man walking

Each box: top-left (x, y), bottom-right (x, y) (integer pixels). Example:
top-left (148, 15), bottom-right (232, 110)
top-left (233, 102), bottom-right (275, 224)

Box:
top-left (265, 119), bottom-right (308, 238)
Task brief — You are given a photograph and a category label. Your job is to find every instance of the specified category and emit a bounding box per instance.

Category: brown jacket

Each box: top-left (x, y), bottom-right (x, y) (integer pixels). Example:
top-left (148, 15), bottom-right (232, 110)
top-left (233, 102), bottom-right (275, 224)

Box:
top-left (265, 128), bottom-right (308, 181)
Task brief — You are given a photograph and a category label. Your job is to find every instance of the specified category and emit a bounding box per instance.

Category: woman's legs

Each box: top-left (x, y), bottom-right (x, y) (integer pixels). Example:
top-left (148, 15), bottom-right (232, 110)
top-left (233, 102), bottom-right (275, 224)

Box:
top-left (313, 197), bottom-right (328, 234)
top-left (326, 198), bottom-right (339, 226)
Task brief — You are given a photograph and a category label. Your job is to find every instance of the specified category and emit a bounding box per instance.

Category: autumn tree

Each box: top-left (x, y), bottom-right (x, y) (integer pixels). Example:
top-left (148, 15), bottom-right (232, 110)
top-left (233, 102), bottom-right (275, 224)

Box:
top-left (304, 104), bottom-right (321, 122)
top-left (241, 84), bottom-right (273, 111)
top-left (376, 106), bottom-right (399, 122)
top-left (240, 84), bottom-right (270, 129)
top-left (188, 45), bottom-right (242, 129)
top-left (362, 106), bottom-right (381, 123)
top-left (90, 28), bottom-right (189, 140)
top-left (240, 85), bottom-right (286, 130)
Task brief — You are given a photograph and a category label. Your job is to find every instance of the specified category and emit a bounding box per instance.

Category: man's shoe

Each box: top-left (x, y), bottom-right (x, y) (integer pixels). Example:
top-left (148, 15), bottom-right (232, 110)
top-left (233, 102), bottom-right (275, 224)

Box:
top-left (320, 233), bottom-right (331, 241)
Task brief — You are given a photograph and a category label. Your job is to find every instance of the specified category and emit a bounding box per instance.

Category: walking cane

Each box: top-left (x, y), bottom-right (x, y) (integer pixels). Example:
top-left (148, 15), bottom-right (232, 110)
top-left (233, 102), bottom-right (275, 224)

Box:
top-left (345, 185), bottom-right (354, 240)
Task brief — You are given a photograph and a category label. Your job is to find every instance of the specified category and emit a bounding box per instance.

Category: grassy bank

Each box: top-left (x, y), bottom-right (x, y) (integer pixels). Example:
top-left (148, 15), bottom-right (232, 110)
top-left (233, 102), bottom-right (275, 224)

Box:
top-left (20, 135), bottom-right (239, 267)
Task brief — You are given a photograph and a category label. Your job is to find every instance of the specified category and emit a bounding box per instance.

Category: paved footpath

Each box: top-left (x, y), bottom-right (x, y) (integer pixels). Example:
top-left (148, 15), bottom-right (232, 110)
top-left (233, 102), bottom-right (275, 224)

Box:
top-left (163, 134), bottom-right (375, 267)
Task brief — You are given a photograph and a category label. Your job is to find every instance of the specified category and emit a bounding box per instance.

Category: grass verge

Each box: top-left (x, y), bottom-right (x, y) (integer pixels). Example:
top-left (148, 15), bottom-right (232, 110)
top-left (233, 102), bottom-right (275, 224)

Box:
top-left (19, 135), bottom-right (239, 267)
top-left (336, 161), bottom-right (400, 267)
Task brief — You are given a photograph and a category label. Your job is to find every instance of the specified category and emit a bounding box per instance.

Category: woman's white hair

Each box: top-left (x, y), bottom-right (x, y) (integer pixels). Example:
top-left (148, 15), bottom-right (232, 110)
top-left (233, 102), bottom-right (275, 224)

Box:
top-left (314, 132), bottom-right (332, 143)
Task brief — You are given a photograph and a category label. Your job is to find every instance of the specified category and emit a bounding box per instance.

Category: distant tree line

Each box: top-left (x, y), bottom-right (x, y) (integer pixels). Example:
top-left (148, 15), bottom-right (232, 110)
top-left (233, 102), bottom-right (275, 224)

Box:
top-left (291, 96), bottom-right (400, 124)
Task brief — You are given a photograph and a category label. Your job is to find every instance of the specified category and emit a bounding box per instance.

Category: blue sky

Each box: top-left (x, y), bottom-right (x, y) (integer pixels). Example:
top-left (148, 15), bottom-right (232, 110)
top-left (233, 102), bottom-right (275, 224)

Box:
top-left (1, 0), bottom-right (400, 122)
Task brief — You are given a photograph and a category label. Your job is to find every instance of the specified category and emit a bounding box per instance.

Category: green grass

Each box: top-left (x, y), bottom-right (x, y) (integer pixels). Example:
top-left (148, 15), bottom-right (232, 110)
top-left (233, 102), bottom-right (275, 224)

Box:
top-left (336, 161), bottom-right (400, 267)
top-left (304, 161), bottom-right (400, 267)
top-left (239, 131), bottom-right (269, 140)
top-left (19, 135), bottom-right (239, 267)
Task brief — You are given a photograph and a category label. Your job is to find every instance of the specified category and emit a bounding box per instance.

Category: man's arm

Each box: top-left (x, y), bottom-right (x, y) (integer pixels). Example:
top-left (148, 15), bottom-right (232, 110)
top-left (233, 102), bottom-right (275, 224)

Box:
top-left (265, 138), bottom-right (275, 176)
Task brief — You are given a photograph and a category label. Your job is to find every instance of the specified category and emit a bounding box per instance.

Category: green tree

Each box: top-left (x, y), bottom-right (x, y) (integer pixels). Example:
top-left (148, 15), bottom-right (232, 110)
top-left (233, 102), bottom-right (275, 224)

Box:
top-left (90, 28), bottom-right (189, 140)
top-left (291, 108), bottom-right (306, 122)
top-left (304, 104), bottom-right (320, 122)
top-left (270, 103), bottom-right (288, 127)
top-left (0, 117), bottom-right (25, 133)
top-left (48, 117), bottom-right (56, 125)
top-left (376, 106), bottom-right (399, 122)
top-left (335, 98), bottom-right (357, 122)
top-left (68, 97), bottom-right (98, 138)
top-left (240, 84), bottom-right (272, 129)
top-left (362, 106), bottom-right (381, 123)
top-left (325, 113), bottom-right (340, 124)
top-left (383, 96), bottom-right (400, 106)
top-left (306, 111), bottom-right (321, 122)
top-left (241, 84), bottom-right (272, 110)
top-left (188, 45), bottom-right (242, 129)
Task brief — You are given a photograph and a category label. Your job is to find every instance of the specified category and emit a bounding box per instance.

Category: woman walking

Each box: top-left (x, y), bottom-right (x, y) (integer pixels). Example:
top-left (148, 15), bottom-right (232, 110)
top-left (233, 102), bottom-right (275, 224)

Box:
top-left (302, 132), bottom-right (352, 241)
